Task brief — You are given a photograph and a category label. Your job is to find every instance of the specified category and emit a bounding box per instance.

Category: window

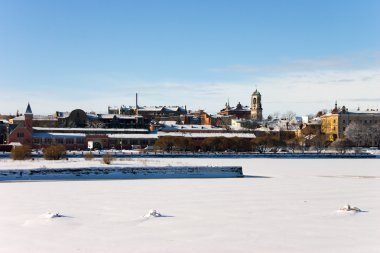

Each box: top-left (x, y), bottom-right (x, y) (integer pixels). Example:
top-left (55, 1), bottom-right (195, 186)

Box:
top-left (76, 138), bottom-right (84, 144)
top-left (56, 138), bottom-right (64, 144)
top-left (343, 127), bottom-right (346, 131)
top-left (17, 132), bottom-right (24, 138)
top-left (66, 139), bottom-right (74, 144)
top-left (44, 138), bottom-right (52, 144)
top-left (33, 138), bottom-right (41, 144)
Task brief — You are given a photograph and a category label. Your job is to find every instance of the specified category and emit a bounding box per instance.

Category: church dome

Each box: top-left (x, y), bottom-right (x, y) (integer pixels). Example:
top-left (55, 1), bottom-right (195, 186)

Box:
top-left (252, 89), bottom-right (261, 96)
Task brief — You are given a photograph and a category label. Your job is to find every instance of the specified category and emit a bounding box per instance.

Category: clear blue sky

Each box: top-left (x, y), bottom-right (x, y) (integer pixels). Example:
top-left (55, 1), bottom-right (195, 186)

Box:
top-left (1, 0), bottom-right (379, 116)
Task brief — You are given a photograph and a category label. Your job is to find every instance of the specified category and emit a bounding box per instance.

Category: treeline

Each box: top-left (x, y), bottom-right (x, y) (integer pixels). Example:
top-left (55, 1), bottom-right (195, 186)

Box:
top-left (154, 134), bottom-right (370, 153)
top-left (153, 135), bottom-right (332, 153)
top-left (345, 122), bottom-right (380, 147)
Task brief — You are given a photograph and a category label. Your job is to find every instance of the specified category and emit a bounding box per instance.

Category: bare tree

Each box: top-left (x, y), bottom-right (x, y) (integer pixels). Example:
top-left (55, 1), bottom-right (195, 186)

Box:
top-left (252, 136), bottom-right (271, 153)
top-left (331, 138), bottom-right (354, 153)
top-left (286, 138), bottom-right (300, 153)
top-left (371, 123), bottom-right (380, 148)
top-left (282, 111), bottom-right (296, 121)
top-left (310, 134), bottom-right (328, 153)
top-left (345, 122), bottom-right (369, 147)
top-left (366, 123), bottom-right (380, 147)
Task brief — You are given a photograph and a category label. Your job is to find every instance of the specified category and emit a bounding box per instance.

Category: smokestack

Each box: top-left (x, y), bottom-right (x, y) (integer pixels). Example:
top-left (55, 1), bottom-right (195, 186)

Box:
top-left (135, 93), bottom-right (139, 127)
top-left (135, 93), bottom-right (138, 116)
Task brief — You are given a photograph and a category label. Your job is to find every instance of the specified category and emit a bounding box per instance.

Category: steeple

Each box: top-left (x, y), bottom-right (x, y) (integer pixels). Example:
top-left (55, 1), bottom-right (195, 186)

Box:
top-left (24, 102), bottom-right (33, 129)
top-left (25, 102), bottom-right (33, 115)
top-left (332, 100), bottom-right (339, 114)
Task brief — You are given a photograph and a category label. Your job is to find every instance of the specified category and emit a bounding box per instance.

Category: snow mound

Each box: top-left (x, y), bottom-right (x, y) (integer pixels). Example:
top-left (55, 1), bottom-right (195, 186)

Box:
top-left (337, 204), bottom-right (363, 213)
top-left (42, 212), bottom-right (65, 219)
top-left (144, 209), bottom-right (162, 218)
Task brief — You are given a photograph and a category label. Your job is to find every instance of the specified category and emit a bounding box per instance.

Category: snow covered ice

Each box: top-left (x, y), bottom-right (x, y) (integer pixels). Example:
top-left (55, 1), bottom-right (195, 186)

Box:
top-left (0, 158), bottom-right (380, 253)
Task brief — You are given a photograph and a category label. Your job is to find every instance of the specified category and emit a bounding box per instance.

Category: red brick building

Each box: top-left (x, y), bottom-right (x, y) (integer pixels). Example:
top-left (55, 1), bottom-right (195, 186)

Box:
top-left (8, 103), bottom-right (156, 150)
top-left (218, 102), bottom-right (251, 119)
top-left (8, 103), bottom-right (33, 146)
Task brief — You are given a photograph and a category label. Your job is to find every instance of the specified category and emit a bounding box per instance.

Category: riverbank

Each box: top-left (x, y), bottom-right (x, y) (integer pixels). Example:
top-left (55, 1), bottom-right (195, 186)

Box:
top-left (0, 150), bottom-right (377, 159)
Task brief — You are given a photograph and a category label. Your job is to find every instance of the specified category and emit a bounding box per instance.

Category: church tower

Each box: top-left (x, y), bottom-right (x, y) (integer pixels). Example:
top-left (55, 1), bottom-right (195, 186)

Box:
top-left (24, 102), bottom-right (33, 129)
top-left (251, 89), bottom-right (263, 121)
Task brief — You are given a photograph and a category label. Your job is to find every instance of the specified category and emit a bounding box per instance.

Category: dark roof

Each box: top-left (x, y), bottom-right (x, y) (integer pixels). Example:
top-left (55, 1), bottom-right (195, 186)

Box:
top-left (25, 103), bottom-right (33, 114)
top-left (252, 89), bottom-right (261, 96)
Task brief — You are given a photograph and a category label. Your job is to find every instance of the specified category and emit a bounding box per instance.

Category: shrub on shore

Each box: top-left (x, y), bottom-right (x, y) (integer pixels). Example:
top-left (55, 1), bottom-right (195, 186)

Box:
top-left (84, 152), bottom-right (94, 160)
top-left (11, 145), bottom-right (31, 160)
top-left (43, 145), bottom-right (66, 160)
top-left (102, 153), bottom-right (113, 165)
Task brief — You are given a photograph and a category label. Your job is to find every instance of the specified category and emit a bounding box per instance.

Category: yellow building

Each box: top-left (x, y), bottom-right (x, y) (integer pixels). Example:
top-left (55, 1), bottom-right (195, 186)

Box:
top-left (320, 103), bottom-right (380, 141)
top-left (320, 114), bottom-right (339, 141)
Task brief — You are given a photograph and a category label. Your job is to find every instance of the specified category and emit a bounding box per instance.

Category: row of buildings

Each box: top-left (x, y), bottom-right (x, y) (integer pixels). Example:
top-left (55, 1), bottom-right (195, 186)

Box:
top-left (1, 90), bottom-right (380, 150)
top-left (0, 90), bottom-right (263, 150)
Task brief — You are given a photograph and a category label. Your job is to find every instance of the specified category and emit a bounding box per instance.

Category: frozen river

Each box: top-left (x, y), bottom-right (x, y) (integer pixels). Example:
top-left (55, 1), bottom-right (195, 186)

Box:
top-left (0, 158), bottom-right (379, 252)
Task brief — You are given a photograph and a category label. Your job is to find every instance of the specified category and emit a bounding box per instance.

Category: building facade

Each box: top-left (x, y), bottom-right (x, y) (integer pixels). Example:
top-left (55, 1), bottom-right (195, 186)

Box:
top-left (219, 102), bottom-right (251, 119)
top-left (320, 103), bottom-right (380, 141)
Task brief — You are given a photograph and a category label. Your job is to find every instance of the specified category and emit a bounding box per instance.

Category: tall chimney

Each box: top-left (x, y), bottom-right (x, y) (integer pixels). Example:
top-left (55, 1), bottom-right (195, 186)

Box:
top-left (135, 93), bottom-right (138, 116)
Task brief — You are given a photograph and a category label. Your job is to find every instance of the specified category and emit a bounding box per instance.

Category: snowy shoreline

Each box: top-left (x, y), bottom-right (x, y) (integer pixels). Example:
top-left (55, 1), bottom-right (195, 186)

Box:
top-left (0, 151), bottom-right (377, 160)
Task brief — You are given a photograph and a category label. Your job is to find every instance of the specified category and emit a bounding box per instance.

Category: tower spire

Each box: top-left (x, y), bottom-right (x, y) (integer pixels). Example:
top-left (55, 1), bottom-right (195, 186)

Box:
top-left (25, 102), bottom-right (33, 114)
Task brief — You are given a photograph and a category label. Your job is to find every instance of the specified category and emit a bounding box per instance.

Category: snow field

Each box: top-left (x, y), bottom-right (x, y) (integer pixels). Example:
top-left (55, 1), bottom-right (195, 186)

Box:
top-left (0, 158), bottom-right (379, 252)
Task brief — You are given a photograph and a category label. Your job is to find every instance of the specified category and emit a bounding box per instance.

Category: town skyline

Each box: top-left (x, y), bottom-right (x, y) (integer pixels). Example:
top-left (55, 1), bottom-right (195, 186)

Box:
top-left (1, 1), bottom-right (380, 115)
